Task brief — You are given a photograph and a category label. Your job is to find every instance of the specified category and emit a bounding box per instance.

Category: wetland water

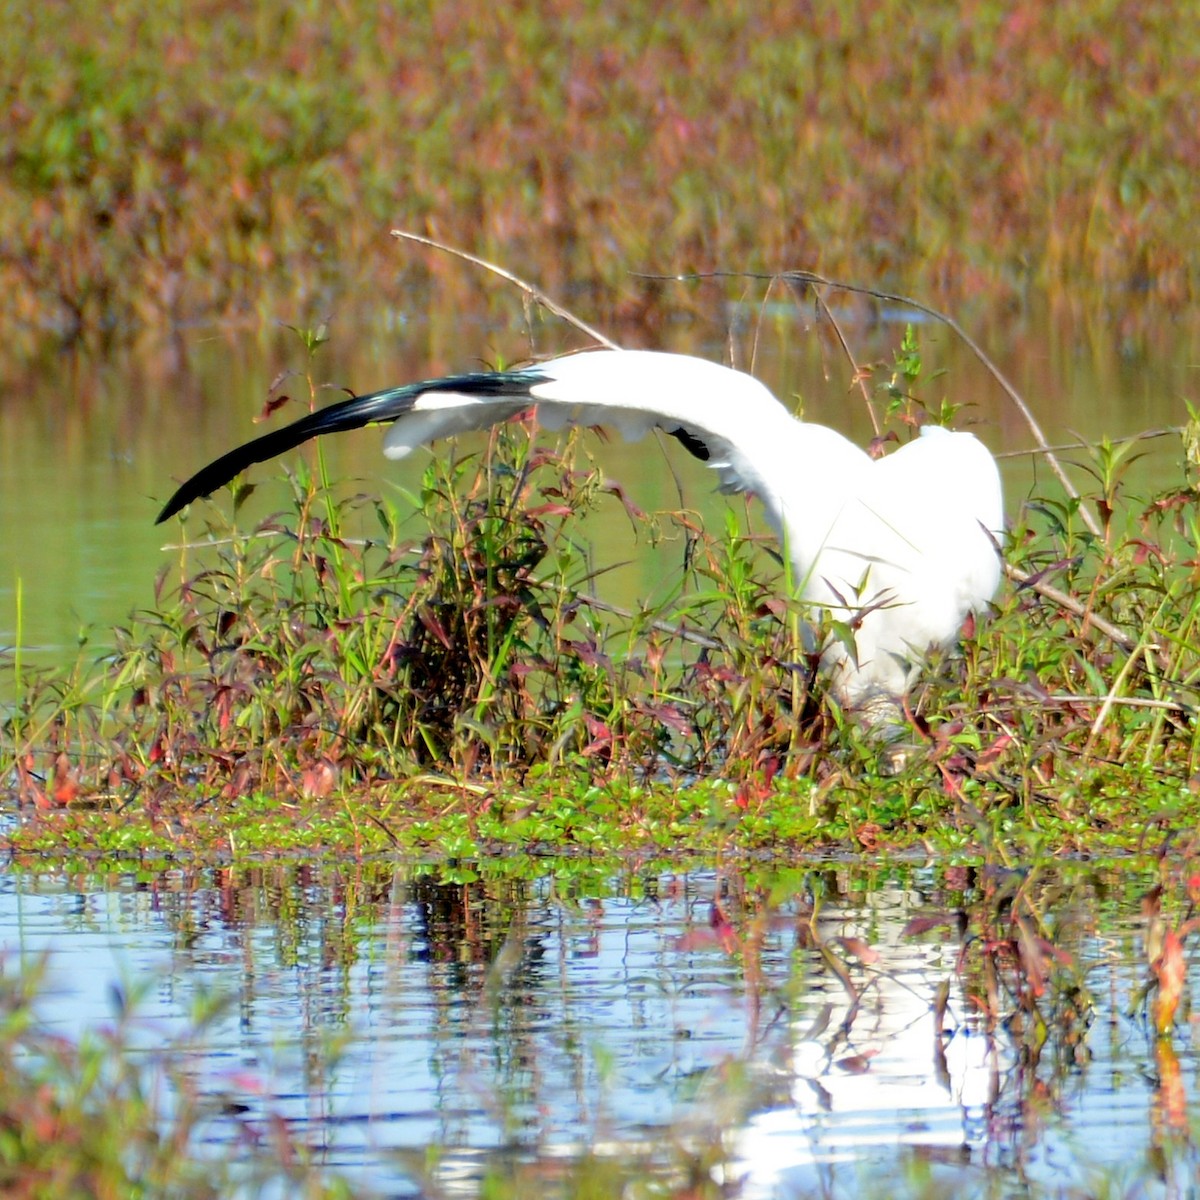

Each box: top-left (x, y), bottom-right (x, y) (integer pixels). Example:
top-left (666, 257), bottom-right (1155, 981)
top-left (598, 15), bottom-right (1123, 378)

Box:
top-left (3, 299), bottom-right (1200, 1195)
top-left (1, 858), bottom-right (1194, 1197)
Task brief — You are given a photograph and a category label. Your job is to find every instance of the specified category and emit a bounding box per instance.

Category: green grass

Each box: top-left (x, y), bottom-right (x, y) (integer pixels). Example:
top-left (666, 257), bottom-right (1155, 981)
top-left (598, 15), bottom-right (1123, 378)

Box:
top-left (1, 0), bottom-right (1197, 350)
top-left (3, 319), bottom-right (1199, 860)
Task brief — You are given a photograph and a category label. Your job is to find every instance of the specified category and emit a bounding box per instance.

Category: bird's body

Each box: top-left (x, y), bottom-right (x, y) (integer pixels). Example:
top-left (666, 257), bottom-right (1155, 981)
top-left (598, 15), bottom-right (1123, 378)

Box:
top-left (158, 349), bottom-right (1004, 721)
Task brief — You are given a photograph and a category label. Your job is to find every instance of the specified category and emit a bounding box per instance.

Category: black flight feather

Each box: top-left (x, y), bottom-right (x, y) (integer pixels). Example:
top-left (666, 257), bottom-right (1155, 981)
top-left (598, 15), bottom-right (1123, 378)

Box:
top-left (156, 369), bottom-right (545, 524)
top-left (668, 426), bottom-right (711, 461)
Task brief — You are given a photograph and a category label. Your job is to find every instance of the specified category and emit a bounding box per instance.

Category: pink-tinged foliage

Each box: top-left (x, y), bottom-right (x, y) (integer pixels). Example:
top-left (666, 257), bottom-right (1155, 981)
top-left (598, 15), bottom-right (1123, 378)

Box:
top-left (1, 1), bottom-right (1197, 344)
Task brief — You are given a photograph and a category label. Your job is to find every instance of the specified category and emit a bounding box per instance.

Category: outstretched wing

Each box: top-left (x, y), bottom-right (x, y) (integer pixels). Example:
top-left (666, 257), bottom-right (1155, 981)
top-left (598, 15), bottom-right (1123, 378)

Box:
top-left (155, 346), bottom-right (1004, 714)
top-left (157, 350), bottom-right (862, 534)
top-left (155, 369), bottom-right (543, 523)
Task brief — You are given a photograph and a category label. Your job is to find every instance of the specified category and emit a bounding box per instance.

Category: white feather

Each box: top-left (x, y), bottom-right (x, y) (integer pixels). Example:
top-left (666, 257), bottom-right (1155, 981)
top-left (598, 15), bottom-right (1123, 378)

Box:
top-left (163, 347), bottom-right (1002, 725)
top-left (381, 349), bottom-right (1004, 715)
top-left (382, 394), bottom-right (527, 459)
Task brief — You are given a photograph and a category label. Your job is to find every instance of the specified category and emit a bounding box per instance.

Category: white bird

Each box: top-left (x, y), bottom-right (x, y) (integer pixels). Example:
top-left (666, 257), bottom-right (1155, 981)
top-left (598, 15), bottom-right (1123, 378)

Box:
top-left (158, 349), bottom-right (1004, 729)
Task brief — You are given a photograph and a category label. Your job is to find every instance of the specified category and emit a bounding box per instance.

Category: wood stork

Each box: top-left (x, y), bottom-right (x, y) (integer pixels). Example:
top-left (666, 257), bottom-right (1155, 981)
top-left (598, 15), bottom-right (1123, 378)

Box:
top-left (157, 349), bottom-right (1004, 730)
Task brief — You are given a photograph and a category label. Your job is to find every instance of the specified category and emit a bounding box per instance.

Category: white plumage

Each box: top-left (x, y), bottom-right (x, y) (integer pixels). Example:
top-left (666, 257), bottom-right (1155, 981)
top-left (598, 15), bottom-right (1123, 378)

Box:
top-left (159, 348), bottom-right (1004, 723)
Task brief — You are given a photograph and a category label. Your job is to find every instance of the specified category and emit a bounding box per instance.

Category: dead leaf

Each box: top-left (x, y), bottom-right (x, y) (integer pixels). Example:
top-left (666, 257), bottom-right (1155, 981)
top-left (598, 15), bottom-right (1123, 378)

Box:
top-left (1152, 928), bottom-right (1187, 1035)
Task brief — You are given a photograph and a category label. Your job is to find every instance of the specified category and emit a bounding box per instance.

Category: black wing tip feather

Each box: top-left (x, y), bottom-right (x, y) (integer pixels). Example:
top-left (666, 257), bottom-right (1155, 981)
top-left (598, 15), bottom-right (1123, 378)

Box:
top-left (155, 441), bottom-right (264, 524)
top-left (154, 367), bottom-right (547, 525)
top-left (154, 387), bottom-right (412, 524)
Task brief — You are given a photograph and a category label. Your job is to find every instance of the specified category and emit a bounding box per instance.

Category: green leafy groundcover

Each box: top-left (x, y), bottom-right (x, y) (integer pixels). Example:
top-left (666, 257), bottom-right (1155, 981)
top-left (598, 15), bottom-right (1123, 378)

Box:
top-left (4, 372), bottom-right (1200, 859)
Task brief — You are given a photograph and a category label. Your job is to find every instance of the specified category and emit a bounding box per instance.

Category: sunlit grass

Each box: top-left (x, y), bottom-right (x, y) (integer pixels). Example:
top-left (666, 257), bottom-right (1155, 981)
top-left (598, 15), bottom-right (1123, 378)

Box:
top-left (1, 0), bottom-right (1196, 348)
top-left (2, 312), bottom-right (1199, 858)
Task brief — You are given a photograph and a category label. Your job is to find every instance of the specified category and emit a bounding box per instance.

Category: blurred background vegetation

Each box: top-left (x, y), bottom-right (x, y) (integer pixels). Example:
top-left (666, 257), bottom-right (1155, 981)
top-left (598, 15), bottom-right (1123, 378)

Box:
top-left (2, 0), bottom-right (1195, 350)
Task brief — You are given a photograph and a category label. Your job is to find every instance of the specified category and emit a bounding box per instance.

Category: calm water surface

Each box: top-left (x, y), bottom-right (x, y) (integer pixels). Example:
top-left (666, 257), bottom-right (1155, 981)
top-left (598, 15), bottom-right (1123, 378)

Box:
top-left (1, 858), bottom-right (1195, 1197)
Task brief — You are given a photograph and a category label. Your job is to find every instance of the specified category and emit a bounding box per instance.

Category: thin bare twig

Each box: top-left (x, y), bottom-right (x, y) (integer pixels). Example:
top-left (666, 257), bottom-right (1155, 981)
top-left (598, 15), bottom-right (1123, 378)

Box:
top-left (572, 593), bottom-right (724, 650)
top-left (1043, 695), bottom-right (1191, 712)
top-left (1005, 562), bottom-right (1142, 655)
top-left (783, 276), bottom-right (881, 436)
top-left (996, 426), bottom-right (1181, 460)
top-left (1005, 562), bottom-right (1191, 711)
top-left (391, 230), bottom-right (620, 350)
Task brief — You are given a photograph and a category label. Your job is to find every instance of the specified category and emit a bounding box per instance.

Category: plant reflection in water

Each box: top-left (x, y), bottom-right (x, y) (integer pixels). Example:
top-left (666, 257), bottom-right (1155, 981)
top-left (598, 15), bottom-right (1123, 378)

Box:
top-left (0, 860), bottom-right (1194, 1197)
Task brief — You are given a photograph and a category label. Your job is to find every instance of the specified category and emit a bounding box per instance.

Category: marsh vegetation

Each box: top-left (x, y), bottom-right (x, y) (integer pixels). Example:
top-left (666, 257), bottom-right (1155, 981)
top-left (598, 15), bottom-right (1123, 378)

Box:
top-left (2, 2), bottom-right (1200, 1194)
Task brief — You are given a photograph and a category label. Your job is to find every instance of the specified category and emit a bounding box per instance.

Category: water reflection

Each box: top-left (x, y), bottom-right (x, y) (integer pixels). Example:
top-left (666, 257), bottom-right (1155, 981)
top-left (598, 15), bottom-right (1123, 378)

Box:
top-left (728, 889), bottom-right (1003, 1196)
top-left (0, 858), bottom-right (1195, 1196)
